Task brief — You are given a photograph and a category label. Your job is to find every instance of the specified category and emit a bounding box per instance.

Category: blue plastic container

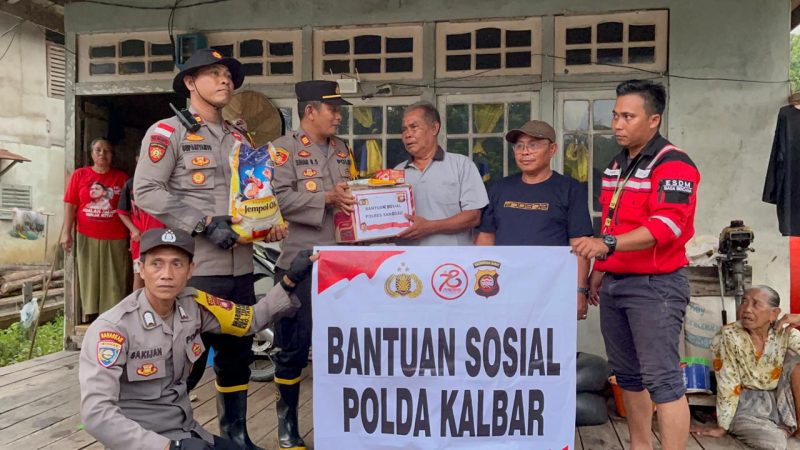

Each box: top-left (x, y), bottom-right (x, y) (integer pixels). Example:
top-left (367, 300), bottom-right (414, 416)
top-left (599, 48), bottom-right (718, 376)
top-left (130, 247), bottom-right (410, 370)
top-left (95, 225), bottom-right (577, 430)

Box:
top-left (681, 357), bottom-right (711, 394)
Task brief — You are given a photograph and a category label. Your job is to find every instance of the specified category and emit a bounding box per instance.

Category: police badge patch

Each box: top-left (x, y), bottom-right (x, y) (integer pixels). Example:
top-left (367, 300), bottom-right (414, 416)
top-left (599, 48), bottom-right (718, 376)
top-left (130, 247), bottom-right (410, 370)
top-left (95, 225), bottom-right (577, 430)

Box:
top-left (136, 363), bottom-right (158, 377)
top-left (473, 260), bottom-right (501, 298)
top-left (97, 330), bottom-right (125, 368)
top-left (148, 135), bottom-right (169, 163)
top-left (270, 146), bottom-right (289, 167)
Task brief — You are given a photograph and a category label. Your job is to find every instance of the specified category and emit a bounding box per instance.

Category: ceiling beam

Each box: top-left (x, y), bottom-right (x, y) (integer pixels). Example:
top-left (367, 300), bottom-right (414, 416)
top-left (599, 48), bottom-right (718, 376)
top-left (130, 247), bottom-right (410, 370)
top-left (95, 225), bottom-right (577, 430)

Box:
top-left (0, 1), bottom-right (63, 33)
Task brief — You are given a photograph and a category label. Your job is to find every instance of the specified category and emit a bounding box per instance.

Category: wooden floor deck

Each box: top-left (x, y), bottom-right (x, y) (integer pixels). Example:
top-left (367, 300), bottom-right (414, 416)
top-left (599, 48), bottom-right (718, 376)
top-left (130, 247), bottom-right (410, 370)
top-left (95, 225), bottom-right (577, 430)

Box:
top-left (0, 351), bottom-right (796, 449)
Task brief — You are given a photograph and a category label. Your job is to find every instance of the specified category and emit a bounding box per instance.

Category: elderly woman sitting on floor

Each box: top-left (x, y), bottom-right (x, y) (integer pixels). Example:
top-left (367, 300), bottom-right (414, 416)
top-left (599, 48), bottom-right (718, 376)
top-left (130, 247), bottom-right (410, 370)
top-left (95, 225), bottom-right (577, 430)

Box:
top-left (693, 285), bottom-right (800, 449)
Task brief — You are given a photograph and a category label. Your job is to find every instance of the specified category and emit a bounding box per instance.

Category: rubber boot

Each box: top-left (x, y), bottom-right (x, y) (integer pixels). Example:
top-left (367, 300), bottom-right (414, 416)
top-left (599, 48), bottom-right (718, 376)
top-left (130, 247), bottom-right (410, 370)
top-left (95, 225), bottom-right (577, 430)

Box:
top-left (217, 390), bottom-right (264, 450)
top-left (276, 383), bottom-right (306, 449)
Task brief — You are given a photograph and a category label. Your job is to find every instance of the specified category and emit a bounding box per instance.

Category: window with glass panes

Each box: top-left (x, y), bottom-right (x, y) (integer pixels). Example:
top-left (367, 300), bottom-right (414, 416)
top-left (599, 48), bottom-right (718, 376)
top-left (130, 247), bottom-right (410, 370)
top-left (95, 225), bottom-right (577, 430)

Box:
top-left (556, 92), bottom-right (622, 232)
top-left (554, 10), bottom-right (667, 75)
top-left (314, 26), bottom-right (423, 81)
top-left (79, 31), bottom-right (176, 81)
top-left (335, 98), bottom-right (419, 177)
top-left (439, 93), bottom-right (538, 186)
top-left (207, 30), bottom-right (302, 83)
top-left (436, 18), bottom-right (542, 77)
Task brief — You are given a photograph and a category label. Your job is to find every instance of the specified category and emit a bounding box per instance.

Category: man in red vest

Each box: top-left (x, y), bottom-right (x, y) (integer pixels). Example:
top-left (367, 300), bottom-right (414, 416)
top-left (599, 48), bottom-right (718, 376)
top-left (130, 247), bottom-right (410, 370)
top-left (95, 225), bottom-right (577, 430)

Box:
top-left (573, 80), bottom-right (701, 450)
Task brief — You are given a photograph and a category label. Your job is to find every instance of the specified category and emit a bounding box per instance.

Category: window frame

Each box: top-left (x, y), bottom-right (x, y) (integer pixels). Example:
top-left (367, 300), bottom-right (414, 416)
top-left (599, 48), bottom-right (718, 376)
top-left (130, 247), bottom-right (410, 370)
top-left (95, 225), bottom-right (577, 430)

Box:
top-left (206, 30), bottom-right (302, 83)
top-left (554, 10), bottom-right (668, 75)
top-left (79, 32), bottom-right (176, 81)
top-left (437, 92), bottom-right (540, 180)
top-left (313, 24), bottom-right (423, 81)
top-left (435, 17), bottom-right (542, 78)
top-left (337, 96), bottom-right (421, 172)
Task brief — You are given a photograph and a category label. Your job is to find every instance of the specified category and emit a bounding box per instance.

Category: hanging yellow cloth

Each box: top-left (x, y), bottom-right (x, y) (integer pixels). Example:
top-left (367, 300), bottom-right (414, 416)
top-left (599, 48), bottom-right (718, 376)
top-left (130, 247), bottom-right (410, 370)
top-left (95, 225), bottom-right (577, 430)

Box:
top-left (564, 136), bottom-right (589, 182)
top-left (353, 107), bottom-right (384, 178)
top-left (472, 104), bottom-right (504, 156)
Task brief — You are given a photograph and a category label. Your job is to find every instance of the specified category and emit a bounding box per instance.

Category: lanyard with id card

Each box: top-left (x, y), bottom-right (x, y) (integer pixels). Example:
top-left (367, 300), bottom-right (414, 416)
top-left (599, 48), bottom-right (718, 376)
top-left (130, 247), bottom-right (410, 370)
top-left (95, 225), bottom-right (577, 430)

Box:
top-left (602, 153), bottom-right (645, 235)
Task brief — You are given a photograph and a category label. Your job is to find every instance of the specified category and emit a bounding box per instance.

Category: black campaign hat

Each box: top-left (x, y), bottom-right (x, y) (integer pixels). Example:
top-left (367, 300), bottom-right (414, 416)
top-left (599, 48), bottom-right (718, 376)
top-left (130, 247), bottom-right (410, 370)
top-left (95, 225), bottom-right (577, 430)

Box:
top-left (294, 80), bottom-right (352, 105)
top-left (173, 48), bottom-right (244, 97)
top-left (139, 228), bottom-right (195, 257)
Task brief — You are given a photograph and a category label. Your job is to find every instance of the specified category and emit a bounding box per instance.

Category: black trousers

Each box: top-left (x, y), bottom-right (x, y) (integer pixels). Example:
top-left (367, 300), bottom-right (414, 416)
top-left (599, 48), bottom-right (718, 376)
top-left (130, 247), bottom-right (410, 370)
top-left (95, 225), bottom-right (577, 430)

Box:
top-left (273, 267), bottom-right (313, 382)
top-left (186, 273), bottom-right (257, 390)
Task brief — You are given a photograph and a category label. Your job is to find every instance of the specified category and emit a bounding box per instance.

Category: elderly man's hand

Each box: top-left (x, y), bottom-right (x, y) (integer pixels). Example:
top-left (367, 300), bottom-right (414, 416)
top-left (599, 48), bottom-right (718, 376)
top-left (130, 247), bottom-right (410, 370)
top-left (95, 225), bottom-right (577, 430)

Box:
top-left (397, 214), bottom-right (435, 240)
top-left (775, 314), bottom-right (800, 331)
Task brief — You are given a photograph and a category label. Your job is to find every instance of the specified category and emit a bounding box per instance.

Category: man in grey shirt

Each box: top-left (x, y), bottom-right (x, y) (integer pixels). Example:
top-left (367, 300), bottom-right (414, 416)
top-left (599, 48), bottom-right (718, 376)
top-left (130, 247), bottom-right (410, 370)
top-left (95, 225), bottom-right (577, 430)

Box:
top-left (395, 102), bottom-right (488, 246)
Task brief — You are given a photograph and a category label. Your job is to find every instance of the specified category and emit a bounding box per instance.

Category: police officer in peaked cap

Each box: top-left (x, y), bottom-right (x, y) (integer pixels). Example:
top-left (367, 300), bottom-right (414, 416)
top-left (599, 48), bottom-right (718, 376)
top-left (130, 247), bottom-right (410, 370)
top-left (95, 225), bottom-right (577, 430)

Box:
top-left (268, 80), bottom-right (355, 449)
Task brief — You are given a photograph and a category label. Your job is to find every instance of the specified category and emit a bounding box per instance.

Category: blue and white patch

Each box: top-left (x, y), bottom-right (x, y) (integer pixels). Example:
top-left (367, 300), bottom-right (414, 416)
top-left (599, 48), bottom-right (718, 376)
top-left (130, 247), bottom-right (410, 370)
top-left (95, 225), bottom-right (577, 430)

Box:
top-left (96, 330), bottom-right (125, 368)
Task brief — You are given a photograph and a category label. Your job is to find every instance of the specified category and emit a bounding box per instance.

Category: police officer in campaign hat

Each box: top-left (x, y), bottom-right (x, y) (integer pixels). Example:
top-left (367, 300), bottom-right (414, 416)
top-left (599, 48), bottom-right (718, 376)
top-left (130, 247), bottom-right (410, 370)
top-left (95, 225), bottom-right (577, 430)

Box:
top-left (269, 80), bottom-right (356, 449)
top-left (134, 48), bottom-right (286, 449)
top-left (79, 228), bottom-right (312, 450)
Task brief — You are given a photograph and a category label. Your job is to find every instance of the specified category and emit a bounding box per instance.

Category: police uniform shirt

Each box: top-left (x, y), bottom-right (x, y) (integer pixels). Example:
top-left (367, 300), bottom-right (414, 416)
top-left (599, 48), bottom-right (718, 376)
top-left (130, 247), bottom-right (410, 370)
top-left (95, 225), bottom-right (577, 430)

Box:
top-left (79, 286), bottom-right (292, 449)
top-left (133, 108), bottom-right (253, 277)
top-left (271, 128), bottom-right (352, 269)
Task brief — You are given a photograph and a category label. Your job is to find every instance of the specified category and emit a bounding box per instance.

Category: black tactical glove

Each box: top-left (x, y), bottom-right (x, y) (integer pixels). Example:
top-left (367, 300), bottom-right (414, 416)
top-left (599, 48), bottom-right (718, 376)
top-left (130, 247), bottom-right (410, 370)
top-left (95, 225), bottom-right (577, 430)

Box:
top-left (169, 437), bottom-right (213, 450)
top-left (203, 215), bottom-right (239, 250)
top-left (286, 249), bottom-right (314, 284)
top-left (279, 249), bottom-right (314, 292)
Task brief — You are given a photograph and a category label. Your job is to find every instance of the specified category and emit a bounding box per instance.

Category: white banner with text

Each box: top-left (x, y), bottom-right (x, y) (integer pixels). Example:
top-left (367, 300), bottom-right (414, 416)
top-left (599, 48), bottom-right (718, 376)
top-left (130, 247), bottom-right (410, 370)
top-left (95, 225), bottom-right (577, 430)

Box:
top-left (312, 246), bottom-right (577, 449)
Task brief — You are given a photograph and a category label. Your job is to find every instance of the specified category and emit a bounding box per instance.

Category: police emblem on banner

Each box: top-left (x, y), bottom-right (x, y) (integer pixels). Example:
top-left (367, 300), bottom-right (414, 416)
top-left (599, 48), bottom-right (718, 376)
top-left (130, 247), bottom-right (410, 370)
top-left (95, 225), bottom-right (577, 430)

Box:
top-left (384, 263), bottom-right (423, 298)
top-left (473, 260), bottom-right (501, 298)
top-left (97, 330), bottom-right (125, 368)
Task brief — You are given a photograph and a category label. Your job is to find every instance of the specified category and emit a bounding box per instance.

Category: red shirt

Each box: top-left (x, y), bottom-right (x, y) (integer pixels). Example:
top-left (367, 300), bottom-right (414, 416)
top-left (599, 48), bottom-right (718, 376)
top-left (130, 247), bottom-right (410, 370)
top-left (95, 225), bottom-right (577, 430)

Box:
top-left (116, 178), bottom-right (164, 259)
top-left (595, 134), bottom-right (700, 274)
top-left (64, 167), bottom-right (129, 240)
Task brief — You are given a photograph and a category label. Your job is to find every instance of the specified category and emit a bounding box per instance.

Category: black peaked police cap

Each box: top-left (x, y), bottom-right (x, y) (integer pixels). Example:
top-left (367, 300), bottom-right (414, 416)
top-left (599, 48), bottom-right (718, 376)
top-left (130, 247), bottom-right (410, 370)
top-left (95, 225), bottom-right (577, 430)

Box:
top-left (295, 80), bottom-right (352, 105)
top-left (173, 48), bottom-right (244, 97)
top-left (139, 228), bottom-right (195, 257)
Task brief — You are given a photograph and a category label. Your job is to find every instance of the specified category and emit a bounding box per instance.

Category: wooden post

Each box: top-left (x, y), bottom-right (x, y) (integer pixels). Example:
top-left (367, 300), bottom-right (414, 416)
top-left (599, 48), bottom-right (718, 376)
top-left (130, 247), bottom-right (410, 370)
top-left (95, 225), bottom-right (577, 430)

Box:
top-left (22, 281), bottom-right (33, 303)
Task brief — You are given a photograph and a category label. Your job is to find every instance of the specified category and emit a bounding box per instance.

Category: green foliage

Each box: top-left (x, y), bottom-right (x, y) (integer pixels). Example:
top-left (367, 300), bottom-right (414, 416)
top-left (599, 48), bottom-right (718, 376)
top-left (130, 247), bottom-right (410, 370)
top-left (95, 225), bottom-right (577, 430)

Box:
top-left (791, 35), bottom-right (800, 93)
top-left (0, 314), bottom-right (64, 368)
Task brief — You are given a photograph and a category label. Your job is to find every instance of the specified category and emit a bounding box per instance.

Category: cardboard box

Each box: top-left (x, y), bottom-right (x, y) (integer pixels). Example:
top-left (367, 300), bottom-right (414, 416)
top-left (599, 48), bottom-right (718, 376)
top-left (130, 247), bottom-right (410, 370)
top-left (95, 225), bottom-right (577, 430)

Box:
top-left (334, 185), bottom-right (414, 243)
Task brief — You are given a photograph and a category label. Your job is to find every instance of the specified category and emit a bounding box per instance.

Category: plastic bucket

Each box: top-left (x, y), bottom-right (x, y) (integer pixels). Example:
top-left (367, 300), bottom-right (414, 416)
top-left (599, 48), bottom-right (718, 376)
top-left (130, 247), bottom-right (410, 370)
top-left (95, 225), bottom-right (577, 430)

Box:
top-left (681, 356), bottom-right (712, 394)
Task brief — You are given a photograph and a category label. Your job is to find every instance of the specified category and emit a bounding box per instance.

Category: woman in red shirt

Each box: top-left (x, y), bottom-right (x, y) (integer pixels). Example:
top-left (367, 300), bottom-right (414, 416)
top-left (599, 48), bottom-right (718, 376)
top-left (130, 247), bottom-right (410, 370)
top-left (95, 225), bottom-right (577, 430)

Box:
top-left (61, 138), bottom-right (130, 322)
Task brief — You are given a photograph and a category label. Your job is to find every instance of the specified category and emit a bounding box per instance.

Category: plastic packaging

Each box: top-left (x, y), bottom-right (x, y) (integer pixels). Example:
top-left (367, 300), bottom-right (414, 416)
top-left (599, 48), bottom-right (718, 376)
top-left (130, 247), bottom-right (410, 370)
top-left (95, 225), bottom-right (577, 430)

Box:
top-left (229, 141), bottom-right (284, 242)
top-left (10, 208), bottom-right (45, 240)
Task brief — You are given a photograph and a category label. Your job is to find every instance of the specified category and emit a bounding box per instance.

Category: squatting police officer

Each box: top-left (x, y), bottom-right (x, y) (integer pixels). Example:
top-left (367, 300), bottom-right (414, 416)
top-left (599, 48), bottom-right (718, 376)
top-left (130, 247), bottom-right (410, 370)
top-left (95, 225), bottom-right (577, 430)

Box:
top-left (79, 228), bottom-right (312, 450)
top-left (134, 48), bottom-right (285, 449)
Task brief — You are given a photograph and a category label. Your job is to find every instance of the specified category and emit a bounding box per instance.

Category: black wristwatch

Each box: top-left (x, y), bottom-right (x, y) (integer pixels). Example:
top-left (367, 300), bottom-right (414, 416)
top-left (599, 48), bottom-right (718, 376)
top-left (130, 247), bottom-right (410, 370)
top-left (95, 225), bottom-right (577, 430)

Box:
top-left (602, 234), bottom-right (617, 256)
top-left (191, 217), bottom-right (207, 237)
top-left (577, 287), bottom-right (589, 296)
